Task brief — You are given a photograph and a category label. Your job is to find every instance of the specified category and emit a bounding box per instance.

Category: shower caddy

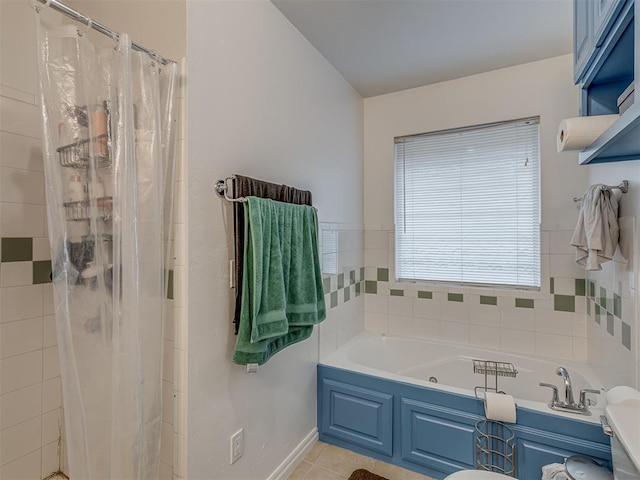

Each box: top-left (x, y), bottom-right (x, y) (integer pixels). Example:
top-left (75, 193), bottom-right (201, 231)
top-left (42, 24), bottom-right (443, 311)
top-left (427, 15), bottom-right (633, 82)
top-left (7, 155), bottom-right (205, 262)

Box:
top-left (56, 102), bottom-right (114, 286)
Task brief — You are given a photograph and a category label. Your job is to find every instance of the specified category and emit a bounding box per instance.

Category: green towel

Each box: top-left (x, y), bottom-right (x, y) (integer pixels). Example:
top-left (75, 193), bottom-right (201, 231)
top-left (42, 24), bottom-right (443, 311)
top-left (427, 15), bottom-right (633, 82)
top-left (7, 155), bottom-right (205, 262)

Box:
top-left (233, 197), bottom-right (326, 365)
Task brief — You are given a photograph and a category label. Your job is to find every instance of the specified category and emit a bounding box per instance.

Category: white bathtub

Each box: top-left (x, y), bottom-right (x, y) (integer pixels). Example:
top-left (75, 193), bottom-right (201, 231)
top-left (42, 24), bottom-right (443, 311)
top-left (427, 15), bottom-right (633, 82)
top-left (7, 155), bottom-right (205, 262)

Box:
top-left (320, 332), bottom-right (605, 422)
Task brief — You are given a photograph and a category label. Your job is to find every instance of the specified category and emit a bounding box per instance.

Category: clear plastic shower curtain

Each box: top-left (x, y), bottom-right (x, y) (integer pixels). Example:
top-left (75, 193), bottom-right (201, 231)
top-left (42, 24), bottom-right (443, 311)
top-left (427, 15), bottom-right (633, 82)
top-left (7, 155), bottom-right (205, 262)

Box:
top-left (35, 14), bottom-right (178, 480)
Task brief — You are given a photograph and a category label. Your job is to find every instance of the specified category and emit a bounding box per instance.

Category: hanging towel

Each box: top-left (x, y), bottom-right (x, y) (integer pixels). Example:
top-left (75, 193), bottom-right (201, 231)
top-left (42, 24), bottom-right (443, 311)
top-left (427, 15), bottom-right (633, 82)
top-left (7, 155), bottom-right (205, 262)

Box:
top-left (570, 184), bottom-right (619, 270)
top-left (233, 197), bottom-right (325, 365)
top-left (232, 175), bottom-right (312, 335)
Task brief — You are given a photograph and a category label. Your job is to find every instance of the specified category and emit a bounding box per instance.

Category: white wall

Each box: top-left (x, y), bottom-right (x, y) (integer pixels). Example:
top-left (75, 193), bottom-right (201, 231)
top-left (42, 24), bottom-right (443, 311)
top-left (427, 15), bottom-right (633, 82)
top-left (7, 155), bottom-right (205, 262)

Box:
top-left (363, 55), bottom-right (595, 361)
top-left (186, 2), bottom-right (363, 479)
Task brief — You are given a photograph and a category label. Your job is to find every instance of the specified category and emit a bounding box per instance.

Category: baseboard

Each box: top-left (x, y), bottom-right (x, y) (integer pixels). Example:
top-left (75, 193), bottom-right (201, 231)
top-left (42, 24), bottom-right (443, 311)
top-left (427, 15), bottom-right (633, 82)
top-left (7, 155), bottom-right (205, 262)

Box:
top-left (267, 427), bottom-right (319, 480)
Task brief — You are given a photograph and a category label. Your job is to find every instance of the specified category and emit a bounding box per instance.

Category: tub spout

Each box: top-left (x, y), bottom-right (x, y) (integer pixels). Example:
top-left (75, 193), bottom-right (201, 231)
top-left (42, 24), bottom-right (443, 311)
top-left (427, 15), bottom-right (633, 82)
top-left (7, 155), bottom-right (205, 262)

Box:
top-left (556, 367), bottom-right (575, 406)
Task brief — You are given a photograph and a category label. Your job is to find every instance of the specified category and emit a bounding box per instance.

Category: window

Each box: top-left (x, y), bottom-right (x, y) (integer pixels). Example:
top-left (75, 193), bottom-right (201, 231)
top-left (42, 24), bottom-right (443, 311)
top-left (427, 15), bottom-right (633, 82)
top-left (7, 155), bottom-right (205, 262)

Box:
top-left (394, 118), bottom-right (540, 289)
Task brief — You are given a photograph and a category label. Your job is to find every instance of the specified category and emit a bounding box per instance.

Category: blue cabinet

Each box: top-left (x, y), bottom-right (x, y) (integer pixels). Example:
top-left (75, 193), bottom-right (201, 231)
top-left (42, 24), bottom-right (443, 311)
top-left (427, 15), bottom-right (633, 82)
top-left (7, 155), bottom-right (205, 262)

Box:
top-left (573, 0), bottom-right (639, 163)
top-left (320, 378), bottom-right (393, 456)
top-left (318, 365), bottom-right (611, 480)
top-left (574, 0), bottom-right (597, 83)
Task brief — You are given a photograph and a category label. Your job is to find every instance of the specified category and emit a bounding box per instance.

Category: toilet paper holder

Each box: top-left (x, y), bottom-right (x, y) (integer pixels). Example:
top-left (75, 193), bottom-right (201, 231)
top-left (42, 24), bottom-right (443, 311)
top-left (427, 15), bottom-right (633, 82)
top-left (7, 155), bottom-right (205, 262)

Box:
top-left (475, 420), bottom-right (516, 477)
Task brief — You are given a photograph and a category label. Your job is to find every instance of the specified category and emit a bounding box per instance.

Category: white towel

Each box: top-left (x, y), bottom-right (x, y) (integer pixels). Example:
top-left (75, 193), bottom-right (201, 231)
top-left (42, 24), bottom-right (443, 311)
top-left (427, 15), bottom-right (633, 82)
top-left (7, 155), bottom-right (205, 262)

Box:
top-left (541, 463), bottom-right (570, 480)
top-left (570, 184), bottom-right (619, 270)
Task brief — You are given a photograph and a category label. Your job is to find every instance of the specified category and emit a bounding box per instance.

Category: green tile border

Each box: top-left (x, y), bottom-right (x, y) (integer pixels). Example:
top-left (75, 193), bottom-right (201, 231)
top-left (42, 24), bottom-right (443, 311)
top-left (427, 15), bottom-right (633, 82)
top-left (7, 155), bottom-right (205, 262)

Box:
top-left (1, 237), bottom-right (33, 262)
top-left (448, 293), bottom-right (463, 302)
top-left (32, 260), bottom-right (52, 284)
top-left (377, 268), bottom-right (389, 282)
top-left (515, 298), bottom-right (534, 309)
top-left (365, 280), bottom-right (377, 294)
top-left (390, 289), bottom-right (404, 297)
top-left (417, 291), bottom-right (432, 299)
top-left (554, 295), bottom-right (575, 313)
top-left (480, 295), bottom-right (497, 306)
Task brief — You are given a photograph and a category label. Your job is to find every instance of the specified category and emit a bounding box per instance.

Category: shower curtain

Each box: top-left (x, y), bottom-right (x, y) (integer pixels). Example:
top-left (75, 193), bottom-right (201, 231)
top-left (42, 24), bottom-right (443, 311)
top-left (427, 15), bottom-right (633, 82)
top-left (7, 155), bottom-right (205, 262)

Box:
top-left (35, 14), bottom-right (178, 480)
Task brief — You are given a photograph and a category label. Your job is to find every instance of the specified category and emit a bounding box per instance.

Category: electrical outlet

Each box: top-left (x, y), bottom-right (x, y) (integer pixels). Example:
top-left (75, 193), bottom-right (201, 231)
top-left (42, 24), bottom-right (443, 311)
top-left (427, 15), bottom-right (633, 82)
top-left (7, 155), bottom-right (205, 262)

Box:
top-left (230, 429), bottom-right (244, 464)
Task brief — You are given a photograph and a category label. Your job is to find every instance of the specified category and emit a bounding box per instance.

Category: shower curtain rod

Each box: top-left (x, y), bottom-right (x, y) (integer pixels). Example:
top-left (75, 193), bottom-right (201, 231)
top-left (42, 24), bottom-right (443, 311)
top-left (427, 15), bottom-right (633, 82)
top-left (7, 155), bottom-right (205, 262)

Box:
top-left (35, 0), bottom-right (175, 65)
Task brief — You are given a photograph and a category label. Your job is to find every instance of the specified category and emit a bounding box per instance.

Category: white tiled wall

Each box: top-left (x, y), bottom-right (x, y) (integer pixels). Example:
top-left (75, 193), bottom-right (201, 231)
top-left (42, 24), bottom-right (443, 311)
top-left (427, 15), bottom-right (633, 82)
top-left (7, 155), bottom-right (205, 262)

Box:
top-left (318, 223), bottom-right (365, 360)
top-left (363, 227), bottom-right (589, 362)
top-left (0, 4), bottom-right (68, 474)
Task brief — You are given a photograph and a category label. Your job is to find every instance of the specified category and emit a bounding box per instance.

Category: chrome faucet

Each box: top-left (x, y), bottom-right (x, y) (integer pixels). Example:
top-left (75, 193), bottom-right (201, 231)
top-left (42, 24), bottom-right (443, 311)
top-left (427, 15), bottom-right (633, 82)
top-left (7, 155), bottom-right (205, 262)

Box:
top-left (556, 366), bottom-right (575, 406)
top-left (539, 366), bottom-right (600, 416)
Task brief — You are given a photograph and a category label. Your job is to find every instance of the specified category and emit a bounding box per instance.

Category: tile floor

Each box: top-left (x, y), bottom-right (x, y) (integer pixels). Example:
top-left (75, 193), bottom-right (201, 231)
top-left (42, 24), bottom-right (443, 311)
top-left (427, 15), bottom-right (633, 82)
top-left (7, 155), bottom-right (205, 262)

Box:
top-left (287, 441), bottom-right (436, 480)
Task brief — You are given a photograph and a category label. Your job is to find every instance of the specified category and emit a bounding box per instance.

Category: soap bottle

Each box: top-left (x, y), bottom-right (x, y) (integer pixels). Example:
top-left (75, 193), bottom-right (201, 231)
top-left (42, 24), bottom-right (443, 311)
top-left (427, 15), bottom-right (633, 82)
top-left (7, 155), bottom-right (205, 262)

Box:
top-left (67, 174), bottom-right (87, 203)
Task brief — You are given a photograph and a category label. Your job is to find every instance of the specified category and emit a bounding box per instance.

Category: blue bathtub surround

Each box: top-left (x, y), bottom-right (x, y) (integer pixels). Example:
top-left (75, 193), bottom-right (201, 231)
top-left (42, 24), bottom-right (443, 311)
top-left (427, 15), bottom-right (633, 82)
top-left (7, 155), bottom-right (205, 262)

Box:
top-left (318, 365), bottom-right (611, 480)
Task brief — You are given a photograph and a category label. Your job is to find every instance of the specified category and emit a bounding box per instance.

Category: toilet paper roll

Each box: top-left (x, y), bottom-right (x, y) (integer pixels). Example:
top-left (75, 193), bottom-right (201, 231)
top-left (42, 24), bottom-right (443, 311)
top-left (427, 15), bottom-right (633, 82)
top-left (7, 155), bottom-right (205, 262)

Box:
top-left (484, 392), bottom-right (517, 423)
top-left (605, 386), bottom-right (640, 405)
top-left (557, 115), bottom-right (619, 152)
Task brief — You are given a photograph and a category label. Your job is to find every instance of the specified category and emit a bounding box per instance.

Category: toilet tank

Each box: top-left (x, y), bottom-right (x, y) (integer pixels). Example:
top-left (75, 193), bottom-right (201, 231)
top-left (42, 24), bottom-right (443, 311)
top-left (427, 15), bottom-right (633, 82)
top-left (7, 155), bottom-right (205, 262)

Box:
top-left (605, 400), bottom-right (640, 480)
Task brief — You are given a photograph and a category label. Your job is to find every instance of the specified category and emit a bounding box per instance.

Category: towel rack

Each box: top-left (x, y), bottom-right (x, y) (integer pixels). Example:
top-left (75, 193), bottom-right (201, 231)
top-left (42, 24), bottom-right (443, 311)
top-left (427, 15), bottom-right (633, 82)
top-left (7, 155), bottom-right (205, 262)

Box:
top-left (573, 180), bottom-right (629, 203)
top-left (215, 176), bottom-right (247, 203)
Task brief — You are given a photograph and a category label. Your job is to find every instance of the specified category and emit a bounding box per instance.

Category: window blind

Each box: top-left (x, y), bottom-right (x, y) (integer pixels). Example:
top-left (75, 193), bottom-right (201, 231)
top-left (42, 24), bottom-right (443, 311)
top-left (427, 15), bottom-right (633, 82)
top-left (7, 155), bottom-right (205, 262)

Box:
top-left (394, 118), bottom-right (540, 289)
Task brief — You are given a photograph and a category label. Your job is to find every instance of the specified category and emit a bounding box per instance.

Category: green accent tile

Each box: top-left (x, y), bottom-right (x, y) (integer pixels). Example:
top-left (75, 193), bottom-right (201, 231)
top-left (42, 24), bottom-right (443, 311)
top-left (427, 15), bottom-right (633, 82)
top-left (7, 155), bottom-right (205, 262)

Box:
top-left (622, 322), bottom-right (631, 350)
top-left (599, 287), bottom-right (607, 309)
top-left (360, 267), bottom-right (365, 281)
top-left (614, 294), bottom-right (622, 319)
top-left (586, 298), bottom-right (591, 316)
top-left (515, 298), bottom-right (534, 309)
top-left (390, 289), bottom-right (404, 296)
top-left (330, 291), bottom-right (338, 308)
top-left (595, 310), bottom-right (601, 324)
top-left (589, 280), bottom-right (595, 298)
top-left (365, 280), bottom-right (377, 294)
top-left (344, 287), bottom-right (350, 302)
top-left (550, 277), bottom-right (554, 294)
top-left (323, 277), bottom-right (331, 294)
top-left (350, 270), bottom-right (356, 285)
top-left (337, 273), bottom-right (344, 289)
top-left (1, 237), bottom-right (33, 262)
top-left (448, 293), bottom-right (463, 302)
top-left (575, 278), bottom-right (586, 296)
top-left (377, 268), bottom-right (389, 282)
top-left (167, 269), bottom-right (174, 300)
top-left (32, 260), bottom-right (52, 284)
top-left (418, 291), bottom-right (432, 299)
top-left (606, 313), bottom-right (614, 336)
top-left (554, 294), bottom-right (575, 313)
top-left (480, 295), bottom-right (497, 306)
top-left (355, 282), bottom-right (361, 297)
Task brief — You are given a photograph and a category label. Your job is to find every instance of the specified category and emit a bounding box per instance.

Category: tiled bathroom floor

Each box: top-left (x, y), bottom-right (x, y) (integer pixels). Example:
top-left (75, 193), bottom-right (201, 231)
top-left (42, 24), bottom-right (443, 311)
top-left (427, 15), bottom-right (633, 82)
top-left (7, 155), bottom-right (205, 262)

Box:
top-left (287, 441), bottom-right (436, 480)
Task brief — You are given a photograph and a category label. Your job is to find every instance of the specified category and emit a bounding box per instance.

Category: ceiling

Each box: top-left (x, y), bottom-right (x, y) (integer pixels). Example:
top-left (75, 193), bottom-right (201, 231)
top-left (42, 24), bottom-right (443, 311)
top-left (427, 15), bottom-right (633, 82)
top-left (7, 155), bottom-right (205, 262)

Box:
top-left (272, 0), bottom-right (573, 98)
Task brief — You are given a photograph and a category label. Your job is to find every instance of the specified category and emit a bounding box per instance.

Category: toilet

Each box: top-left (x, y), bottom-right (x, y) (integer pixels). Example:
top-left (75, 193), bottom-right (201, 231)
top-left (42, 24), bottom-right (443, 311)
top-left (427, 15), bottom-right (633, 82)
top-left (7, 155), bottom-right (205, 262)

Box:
top-left (444, 471), bottom-right (513, 479)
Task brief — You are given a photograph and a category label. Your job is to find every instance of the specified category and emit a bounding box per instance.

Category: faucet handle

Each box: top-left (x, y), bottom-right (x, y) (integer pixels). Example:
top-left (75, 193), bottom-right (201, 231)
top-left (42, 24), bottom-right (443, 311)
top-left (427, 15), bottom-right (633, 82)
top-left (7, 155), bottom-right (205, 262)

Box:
top-left (539, 383), bottom-right (559, 404)
top-left (579, 388), bottom-right (600, 407)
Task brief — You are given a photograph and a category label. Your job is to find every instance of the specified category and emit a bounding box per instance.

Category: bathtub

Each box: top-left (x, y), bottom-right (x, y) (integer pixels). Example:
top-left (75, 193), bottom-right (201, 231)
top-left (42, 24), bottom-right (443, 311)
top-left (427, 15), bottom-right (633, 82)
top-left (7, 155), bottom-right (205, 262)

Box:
top-left (317, 332), bottom-right (612, 479)
top-left (321, 331), bottom-right (606, 418)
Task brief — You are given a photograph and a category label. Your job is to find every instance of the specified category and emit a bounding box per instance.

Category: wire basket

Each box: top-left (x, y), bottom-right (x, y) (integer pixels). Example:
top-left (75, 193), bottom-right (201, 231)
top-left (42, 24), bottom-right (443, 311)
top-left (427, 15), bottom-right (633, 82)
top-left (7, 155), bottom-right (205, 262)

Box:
top-left (57, 135), bottom-right (111, 168)
top-left (475, 420), bottom-right (516, 477)
top-left (64, 198), bottom-right (113, 221)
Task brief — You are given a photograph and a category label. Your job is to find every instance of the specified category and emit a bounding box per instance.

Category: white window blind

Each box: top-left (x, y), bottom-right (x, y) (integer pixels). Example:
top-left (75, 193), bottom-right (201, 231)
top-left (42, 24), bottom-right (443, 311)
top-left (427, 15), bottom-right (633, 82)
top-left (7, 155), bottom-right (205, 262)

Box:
top-left (394, 118), bottom-right (540, 289)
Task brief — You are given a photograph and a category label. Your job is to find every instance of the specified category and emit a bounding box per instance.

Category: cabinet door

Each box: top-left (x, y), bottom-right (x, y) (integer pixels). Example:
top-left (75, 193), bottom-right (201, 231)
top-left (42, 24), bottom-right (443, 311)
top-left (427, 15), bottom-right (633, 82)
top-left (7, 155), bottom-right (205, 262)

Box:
top-left (320, 379), bottom-right (393, 456)
top-left (400, 398), bottom-right (476, 477)
top-left (593, 0), bottom-right (626, 47)
top-left (574, 0), bottom-right (597, 82)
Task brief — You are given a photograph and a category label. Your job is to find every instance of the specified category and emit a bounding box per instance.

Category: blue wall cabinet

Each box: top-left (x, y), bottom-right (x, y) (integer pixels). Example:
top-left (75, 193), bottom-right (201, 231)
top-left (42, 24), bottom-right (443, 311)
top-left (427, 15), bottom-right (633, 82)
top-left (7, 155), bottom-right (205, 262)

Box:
top-left (573, 0), bottom-right (639, 163)
top-left (574, 0), bottom-right (597, 83)
top-left (318, 365), bottom-right (612, 480)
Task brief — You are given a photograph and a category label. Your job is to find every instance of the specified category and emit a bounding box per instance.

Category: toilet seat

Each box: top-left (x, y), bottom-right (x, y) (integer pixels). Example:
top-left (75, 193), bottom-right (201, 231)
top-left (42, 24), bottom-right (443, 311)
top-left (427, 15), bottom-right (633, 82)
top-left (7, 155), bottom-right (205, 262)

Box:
top-left (444, 470), bottom-right (516, 479)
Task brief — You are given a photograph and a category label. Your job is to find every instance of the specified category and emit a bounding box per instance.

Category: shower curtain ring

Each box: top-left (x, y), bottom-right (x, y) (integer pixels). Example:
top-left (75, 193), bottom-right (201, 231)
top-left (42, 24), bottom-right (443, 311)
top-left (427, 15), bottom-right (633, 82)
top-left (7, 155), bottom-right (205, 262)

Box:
top-left (78, 18), bottom-right (93, 36)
